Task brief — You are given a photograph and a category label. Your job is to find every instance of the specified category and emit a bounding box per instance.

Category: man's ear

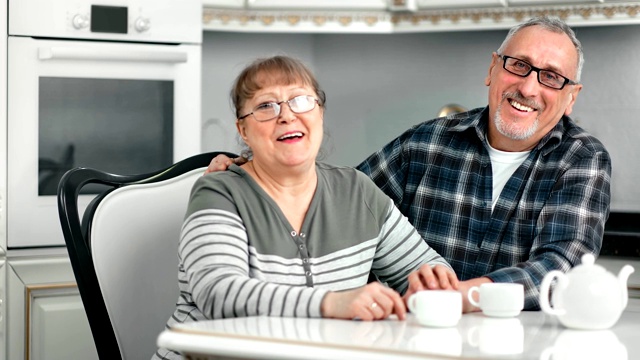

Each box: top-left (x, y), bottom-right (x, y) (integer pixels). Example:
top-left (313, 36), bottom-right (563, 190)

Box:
top-left (485, 53), bottom-right (499, 86)
top-left (564, 84), bottom-right (582, 116)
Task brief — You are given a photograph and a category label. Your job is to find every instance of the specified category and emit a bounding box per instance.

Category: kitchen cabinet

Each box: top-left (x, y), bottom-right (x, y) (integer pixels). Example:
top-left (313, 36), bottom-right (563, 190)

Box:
top-left (6, 251), bottom-right (97, 360)
top-left (2, 0), bottom-right (198, 356)
top-left (1, 258), bottom-right (6, 360)
top-left (416, 0), bottom-right (506, 7)
top-left (202, 0), bottom-right (388, 10)
top-left (203, 0), bottom-right (640, 33)
top-left (1, 2), bottom-right (8, 357)
top-left (202, 0), bottom-right (245, 9)
top-left (246, 0), bottom-right (388, 10)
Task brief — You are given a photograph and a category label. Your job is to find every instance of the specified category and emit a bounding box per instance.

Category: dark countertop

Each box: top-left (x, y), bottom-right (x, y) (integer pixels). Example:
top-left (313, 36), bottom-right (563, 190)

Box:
top-left (602, 212), bottom-right (640, 258)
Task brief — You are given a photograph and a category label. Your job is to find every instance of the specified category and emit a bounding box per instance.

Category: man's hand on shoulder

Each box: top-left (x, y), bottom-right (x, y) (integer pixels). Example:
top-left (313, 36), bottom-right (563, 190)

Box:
top-left (205, 154), bottom-right (244, 174)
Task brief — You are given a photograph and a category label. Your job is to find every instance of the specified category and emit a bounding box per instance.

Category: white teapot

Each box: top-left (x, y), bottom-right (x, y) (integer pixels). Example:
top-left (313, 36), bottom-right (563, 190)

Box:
top-left (539, 253), bottom-right (634, 330)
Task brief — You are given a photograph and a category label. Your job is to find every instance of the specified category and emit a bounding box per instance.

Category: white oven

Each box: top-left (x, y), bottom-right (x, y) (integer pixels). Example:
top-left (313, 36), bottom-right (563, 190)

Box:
top-left (7, 0), bottom-right (202, 248)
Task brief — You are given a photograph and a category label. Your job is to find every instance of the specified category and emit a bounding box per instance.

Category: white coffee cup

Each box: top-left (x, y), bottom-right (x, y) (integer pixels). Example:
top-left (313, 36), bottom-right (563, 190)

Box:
top-left (408, 290), bottom-right (462, 327)
top-left (467, 283), bottom-right (524, 317)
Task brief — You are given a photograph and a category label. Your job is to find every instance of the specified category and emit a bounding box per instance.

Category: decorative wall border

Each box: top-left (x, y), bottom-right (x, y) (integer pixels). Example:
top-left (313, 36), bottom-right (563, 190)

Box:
top-left (203, 2), bottom-right (640, 33)
top-left (203, 9), bottom-right (393, 33)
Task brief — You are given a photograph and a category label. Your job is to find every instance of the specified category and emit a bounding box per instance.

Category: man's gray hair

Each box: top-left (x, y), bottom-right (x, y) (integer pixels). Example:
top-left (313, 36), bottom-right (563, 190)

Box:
top-left (497, 16), bottom-right (584, 82)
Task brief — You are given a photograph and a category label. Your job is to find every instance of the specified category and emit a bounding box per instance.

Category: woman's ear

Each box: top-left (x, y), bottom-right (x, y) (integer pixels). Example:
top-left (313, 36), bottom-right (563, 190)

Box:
top-left (236, 120), bottom-right (248, 143)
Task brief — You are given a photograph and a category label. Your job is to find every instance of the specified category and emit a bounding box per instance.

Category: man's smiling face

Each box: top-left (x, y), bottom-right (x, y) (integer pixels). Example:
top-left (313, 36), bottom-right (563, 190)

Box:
top-left (485, 25), bottom-right (582, 152)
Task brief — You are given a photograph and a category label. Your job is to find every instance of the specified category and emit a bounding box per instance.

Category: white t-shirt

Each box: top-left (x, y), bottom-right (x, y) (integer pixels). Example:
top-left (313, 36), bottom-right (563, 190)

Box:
top-left (486, 143), bottom-right (530, 211)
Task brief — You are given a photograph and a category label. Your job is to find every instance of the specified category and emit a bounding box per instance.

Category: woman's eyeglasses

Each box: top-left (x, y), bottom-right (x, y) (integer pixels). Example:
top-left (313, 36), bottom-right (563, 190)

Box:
top-left (239, 95), bottom-right (319, 122)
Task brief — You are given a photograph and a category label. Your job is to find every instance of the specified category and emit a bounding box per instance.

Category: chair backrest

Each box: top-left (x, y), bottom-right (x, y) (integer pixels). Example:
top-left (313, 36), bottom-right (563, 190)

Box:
top-left (58, 152), bottom-right (236, 360)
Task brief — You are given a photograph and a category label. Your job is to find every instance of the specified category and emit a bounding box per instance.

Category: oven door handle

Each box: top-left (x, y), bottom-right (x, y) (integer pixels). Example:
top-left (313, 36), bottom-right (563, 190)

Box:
top-left (38, 47), bottom-right (188, 63)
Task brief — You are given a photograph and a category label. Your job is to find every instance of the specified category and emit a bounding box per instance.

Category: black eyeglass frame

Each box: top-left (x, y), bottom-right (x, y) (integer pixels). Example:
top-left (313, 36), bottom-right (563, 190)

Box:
top-left (238, 95), bottom-right (320, 122)
top-left (497, 54), bottom-right (579, 90)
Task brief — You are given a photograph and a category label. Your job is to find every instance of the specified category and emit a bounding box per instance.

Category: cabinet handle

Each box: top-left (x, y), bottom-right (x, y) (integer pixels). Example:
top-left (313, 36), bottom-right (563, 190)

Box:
top-left (38, 47), bottom-right (188, 63)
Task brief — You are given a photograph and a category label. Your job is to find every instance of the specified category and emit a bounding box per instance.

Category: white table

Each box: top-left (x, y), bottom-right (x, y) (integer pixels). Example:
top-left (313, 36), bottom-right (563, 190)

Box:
top-left (157, 303), bottom-right (640, 360)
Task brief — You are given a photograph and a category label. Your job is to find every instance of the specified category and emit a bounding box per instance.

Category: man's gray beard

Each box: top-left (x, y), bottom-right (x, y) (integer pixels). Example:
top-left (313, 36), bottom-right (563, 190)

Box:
top-left (493, 102), bottom-right (538, 140)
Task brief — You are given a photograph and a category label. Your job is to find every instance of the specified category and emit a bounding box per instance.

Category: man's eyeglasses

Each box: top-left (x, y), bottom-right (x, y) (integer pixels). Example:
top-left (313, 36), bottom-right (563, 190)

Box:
top-left (497, 54), bottom-right (578, 90)
top-left (239, 95), bottom-right (319, 122)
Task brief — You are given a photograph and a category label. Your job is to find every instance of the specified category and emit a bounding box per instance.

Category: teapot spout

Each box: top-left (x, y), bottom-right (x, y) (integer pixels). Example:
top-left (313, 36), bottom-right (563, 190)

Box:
top-left (618, 264), bottom-right (635, 309)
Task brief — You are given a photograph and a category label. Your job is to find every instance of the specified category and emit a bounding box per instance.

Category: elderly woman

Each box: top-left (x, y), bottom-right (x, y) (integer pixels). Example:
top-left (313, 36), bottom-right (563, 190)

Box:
top-left (154, 55), bottom-right (456, 360)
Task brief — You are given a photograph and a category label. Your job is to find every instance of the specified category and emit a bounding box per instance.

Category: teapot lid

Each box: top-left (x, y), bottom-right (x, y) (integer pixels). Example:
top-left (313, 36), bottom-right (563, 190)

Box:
top-left (581, 253), bottom-right (595, 266)
top-left (571, 253), bottom-right (606, 276)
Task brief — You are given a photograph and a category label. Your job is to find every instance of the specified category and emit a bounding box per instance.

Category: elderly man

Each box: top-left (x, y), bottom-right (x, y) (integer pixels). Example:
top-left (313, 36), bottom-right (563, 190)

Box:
top-left (207, 16), bottom-right (611, 312)
top-left (357, 16), bottom-right (609, 311)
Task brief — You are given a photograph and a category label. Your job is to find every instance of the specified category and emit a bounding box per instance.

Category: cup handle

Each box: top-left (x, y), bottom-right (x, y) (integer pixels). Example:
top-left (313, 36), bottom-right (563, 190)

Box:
top-left (408, 294), bottom-right (417, 313)
top-left (467, 286), bottom-right (480, 307)
top-left (539, 270), bottom-right (566, 316)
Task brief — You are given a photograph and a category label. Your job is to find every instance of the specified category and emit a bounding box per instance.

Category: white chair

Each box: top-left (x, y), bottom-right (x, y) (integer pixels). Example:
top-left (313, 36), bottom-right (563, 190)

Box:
top-left (57, 151), bottom-right (236, 360)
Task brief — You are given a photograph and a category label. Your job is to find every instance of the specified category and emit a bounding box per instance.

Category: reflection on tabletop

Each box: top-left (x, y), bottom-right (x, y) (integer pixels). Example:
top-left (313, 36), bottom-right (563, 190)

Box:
top-left (467, 317), bottom-right (524, 355)
top-left (540, 329), bottom-right (627, 360)
top-left (164, 309), bottom-right (640, 360)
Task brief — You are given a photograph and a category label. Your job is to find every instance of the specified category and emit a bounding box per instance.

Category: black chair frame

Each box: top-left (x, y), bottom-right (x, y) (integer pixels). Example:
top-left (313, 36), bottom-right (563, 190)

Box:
top-left (57, 151), bottom-right (237, 360)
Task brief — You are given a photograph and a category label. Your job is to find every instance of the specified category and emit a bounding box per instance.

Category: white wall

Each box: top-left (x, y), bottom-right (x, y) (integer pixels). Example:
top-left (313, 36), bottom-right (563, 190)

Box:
top-left (573, 25), bottom-right (640, 213)
top-left (202, 25), bottom-right (640, 212)
top-left (312, 31), bottom-right (501, 166)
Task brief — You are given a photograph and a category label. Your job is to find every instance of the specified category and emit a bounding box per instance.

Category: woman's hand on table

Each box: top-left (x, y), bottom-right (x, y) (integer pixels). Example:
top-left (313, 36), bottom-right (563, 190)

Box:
top-left (321, 282), bottom-right (407, 321)
top-left (402, 264), bottom-right (459, 304)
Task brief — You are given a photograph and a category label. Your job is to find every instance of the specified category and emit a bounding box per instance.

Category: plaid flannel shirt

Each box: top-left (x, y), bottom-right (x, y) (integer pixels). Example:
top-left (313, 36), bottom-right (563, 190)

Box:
top-left (356, 106), bottom-right (611, 310)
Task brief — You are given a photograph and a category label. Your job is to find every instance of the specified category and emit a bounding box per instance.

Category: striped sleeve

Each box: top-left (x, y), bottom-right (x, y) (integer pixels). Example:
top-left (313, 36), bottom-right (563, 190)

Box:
top-left (371, 200), bottom-right (453, 294)
top-left (179, 208), bottom-right (328, 319)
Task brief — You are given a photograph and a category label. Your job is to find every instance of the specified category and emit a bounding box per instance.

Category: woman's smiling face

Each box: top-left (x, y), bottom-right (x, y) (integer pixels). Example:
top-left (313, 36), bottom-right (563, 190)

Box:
top-left (236, 83), bottom-right (324, 170)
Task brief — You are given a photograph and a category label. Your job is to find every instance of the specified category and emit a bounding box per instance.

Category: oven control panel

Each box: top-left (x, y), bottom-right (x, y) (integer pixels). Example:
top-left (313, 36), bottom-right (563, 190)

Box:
top-left (8, 0), bottom-right (202, 44)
